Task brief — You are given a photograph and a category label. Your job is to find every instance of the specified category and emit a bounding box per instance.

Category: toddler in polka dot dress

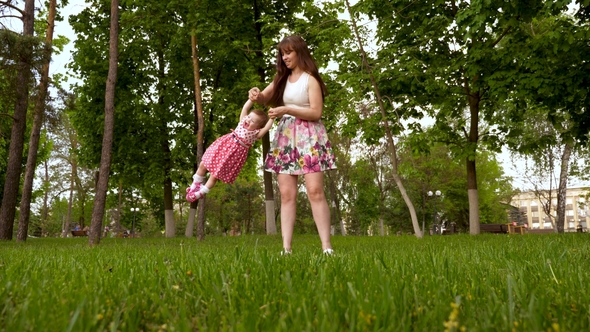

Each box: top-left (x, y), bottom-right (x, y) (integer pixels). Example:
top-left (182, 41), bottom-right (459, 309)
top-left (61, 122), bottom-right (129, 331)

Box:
top-left (186, 100), bottom-right (275, 202)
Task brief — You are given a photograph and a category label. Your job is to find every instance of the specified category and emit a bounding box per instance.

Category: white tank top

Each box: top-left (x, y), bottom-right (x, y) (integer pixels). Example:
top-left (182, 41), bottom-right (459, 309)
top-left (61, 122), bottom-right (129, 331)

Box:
top-left (283, 72), bottom-right (310, 110)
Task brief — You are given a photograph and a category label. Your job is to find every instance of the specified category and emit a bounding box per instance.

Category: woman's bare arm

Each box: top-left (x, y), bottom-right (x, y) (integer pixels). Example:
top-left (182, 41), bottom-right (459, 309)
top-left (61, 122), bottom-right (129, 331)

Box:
top-left (267, 76), bottom-right (323, 121)
top-left (249, 82), bottom-right (275, 105)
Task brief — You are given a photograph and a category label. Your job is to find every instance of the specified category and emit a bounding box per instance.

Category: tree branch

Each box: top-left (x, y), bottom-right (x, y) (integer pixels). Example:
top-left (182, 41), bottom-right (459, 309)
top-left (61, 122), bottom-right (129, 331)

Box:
top-left (0, 1), bottom-right (25, 16)
top-left (1, 113), bottom-right (16, 120)
top-left (0, 14), bottom-right (22, 21)
top-left (491, 26), bottom-right (512, 48)
top-left (462, 126), bottom-right (469, 139)
top-left (394, 1), bottom-right (418, 19)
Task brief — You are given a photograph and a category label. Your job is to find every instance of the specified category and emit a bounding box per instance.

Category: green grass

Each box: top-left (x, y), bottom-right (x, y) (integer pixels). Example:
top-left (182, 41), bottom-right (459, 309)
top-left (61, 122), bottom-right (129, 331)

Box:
top-left (1, 234), bottom-right (589, 331)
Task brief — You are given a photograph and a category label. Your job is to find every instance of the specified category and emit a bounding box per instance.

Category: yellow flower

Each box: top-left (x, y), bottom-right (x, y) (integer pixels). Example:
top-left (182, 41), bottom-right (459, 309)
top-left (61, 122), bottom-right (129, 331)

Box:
top-left (444, 302), bottom-right (461, 332)
top-left (284, 127), bottom-right (292, 139)
top-left (358, 311), bottom-right (376, 325)
top-left (96, 314), bottom-right (104, 321)
top-left (272, 148), bottom-right (280, 157)
top-left (172, 285), bottom-right (180, 290)
top-left (298, 157), bottom-right (305, 168)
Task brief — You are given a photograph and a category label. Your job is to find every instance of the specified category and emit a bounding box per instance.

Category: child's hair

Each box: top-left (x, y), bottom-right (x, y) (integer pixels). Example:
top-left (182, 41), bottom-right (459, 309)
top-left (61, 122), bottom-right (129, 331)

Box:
top-left (250, 109), bottom-right (269, 127)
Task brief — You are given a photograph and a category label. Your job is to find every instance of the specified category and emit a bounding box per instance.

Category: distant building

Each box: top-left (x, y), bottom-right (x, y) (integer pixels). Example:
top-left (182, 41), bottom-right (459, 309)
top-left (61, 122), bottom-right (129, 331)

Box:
top-left (510, 187), bottom-right (589, 231)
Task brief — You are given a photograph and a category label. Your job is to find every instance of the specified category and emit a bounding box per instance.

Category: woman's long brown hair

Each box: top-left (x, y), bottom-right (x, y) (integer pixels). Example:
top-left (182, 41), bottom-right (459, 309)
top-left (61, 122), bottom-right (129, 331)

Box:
top-left (266, 35), bottom-right (328, 108)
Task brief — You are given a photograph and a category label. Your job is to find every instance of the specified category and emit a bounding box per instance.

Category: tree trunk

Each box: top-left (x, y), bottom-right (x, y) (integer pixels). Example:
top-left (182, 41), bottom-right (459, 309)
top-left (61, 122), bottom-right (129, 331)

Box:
top-left (262, 134), bottom-right (277, 234)
top-left (466, 92), bottom-right (481, 235)
top-left (197, 197), bottom-right (206, 241)
top-left (41, 158), bottom-right (49, 236)
top-left (186, 33), bottom-right (206, 239)
top-left (89, 0), bottom-right (119, 246)
top-left (555, 141), bottom-right (572, 233)
top-left (62, 172), bottom-right (75, 238)
top-left (75, 153), bottom-right (84, 229)
top-left (0, 0), bottom-right (35, 241)
top-left (345, 0), bottom-right (422, 237)
top-left (116, 181), bottom-right (123, 229)
top-left (327, 171), bottom-right (345, 235)
top-left (252, 0), bottom-right (277, 235)
top-left (62, 148), bottom-right (79, 238)
top-left (16, 0), bottom-right (57, 242)
top-left (152, 46), bottom-right (175, 238)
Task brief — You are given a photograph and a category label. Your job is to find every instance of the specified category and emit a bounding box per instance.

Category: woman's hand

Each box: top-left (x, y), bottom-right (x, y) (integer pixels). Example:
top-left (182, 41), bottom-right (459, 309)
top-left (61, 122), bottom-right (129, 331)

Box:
top-left (249, 87), bottom-right (261, 102)
top-left (268, 106), bottom-right (288, 118)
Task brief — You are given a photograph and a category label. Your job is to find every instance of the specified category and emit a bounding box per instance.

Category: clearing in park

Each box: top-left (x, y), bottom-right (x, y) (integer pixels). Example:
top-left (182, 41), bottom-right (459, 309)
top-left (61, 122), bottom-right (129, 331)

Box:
top-left (1, 234), bottom-right (589, 331)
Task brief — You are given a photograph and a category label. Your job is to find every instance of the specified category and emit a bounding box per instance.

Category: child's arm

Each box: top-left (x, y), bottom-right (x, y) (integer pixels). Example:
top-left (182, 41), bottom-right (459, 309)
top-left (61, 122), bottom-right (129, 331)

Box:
top-left (239, 99), bottom-right (253, 121)
top-left (256, 118), bottom-right (275, 139)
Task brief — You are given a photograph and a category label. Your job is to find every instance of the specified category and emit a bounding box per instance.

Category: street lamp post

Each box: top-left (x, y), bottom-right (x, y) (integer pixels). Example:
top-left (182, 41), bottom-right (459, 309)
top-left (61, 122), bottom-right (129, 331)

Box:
top-left (130, 207), bottom-right (139, 237)
top-left (428, 190), bottom-right (442, 234)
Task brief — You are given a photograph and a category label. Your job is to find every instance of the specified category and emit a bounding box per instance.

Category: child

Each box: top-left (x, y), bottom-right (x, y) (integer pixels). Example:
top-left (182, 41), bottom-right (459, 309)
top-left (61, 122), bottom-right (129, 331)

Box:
top-left (186, 100), bottom-right (274, 202)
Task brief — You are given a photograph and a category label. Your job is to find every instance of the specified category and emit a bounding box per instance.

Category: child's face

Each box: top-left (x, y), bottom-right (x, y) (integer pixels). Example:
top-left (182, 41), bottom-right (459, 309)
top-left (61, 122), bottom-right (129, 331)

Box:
top-left (244, 113), bottom-right (264, 130)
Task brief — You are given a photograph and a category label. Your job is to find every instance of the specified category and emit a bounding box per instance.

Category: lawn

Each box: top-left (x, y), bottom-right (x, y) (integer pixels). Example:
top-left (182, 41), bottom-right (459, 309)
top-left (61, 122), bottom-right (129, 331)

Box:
top-left (1, 233), bottom-right (589, 331)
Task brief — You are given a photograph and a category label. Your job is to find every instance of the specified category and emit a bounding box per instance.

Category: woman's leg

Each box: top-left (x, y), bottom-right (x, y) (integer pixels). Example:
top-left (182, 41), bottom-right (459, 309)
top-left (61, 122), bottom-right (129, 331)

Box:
top-left (278, 174), bottom-right (298, 251)
top-left (304, 172), bottom-right (332, 250)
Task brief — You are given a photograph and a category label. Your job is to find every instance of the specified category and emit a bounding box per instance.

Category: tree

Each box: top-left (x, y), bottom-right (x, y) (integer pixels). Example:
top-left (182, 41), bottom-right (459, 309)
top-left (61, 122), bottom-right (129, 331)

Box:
top-left (507, 14), bottom-right (590, 232)
top-left (16, 0), bottom-right (58, 242)
top-left (88, 0), bottom-right (118, 246)
top-left (185, 31), bottom-right (206, 240)
top-left (0, 0), bottom-right (35, 240)
top-left (344, 0), bottom-right (422, 237)
top-left (357, 0), bottom-right (574, 234)
top-left (397, 130), bottom-right (515, 232)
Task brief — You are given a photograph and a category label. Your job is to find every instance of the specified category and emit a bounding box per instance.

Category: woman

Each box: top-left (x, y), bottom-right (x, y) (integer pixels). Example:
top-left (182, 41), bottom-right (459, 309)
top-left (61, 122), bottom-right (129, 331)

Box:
top-left (249, 35), bottom-right (337, 255)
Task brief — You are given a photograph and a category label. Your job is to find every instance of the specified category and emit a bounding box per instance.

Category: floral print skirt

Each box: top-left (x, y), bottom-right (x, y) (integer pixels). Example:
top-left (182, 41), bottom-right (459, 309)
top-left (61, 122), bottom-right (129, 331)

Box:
top-left (264, 115), bottom-right (336, 174)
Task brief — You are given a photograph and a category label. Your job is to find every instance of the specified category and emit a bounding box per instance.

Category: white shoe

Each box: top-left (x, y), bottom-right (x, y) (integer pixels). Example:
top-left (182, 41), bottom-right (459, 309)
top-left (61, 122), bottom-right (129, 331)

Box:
top-left (281, 249), bottom-right (292, 255)
top-left (323, 248), bottom-right (334, 255)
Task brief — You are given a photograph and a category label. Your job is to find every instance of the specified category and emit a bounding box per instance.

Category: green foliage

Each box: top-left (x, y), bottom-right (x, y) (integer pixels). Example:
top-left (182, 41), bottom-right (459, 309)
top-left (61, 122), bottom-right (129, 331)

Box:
top-left (349, 159), bottom-right (381, 227)
top-left (396, 134), bottom-right (515, 230)
top-left (67, 0), bottom-right (325, 221)
top-left (1, 235), bottom-right (590, 331)
top-left (507, 15), bottom-right (590, 142)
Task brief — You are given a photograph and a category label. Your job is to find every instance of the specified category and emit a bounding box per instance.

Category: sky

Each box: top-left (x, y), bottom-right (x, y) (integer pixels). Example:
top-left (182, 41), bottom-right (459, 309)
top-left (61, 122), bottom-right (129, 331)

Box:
top-left (8, 0), bottom-right (588, 193)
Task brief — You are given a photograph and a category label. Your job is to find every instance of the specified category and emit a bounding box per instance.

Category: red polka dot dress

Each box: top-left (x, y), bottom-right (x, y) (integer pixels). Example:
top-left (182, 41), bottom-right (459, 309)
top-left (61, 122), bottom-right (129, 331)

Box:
top-left (202, 119), bottom-right (260, 184)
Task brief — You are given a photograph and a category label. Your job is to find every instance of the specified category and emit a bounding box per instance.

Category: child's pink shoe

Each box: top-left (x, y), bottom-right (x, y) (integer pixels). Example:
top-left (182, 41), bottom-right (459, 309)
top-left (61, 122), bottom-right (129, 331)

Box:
top-left (185, 181), bottom-right (202, 202)
top-left (186, 190), bottom-right (205, 202)
top-left (186, 181), bottom-right (201, 193)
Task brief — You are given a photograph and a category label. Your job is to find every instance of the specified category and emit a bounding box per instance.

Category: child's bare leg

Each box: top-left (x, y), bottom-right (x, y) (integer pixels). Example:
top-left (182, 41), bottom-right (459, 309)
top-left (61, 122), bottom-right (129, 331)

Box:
top-left (192, 175), bottom-right (216, 200)
top-left (202, 176), bottom-right (217, 191)
top-left (194, 162), bottom-right (208, 182)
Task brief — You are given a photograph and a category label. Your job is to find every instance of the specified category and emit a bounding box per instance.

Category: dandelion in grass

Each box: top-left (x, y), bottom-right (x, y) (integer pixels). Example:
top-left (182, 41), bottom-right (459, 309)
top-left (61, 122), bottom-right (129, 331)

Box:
top-left (443, 298), bottom-right (465, 332)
